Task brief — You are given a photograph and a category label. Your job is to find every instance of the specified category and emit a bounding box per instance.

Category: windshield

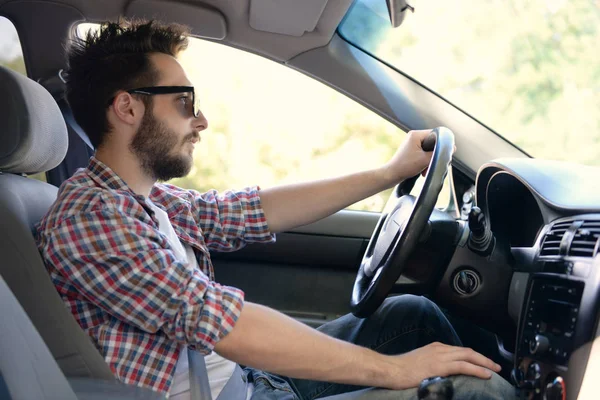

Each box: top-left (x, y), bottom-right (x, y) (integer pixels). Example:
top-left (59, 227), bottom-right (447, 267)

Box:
top-left (339, 0), bottom-right (600, 166)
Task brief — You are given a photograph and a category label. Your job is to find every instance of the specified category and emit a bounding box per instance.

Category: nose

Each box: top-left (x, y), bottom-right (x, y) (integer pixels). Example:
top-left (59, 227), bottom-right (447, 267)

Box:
top-left (194, 109), bottom-right (208, 132)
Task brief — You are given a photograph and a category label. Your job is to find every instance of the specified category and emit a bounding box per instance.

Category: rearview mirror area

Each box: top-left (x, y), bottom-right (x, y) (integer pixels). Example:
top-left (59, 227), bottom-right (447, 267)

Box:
top-left (386, 0), bottom-right (415, 27)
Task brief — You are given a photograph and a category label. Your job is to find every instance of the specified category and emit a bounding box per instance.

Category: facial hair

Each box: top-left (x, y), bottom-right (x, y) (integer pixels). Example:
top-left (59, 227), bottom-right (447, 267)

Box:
top-left (130, 109), bottom-right (197, 182)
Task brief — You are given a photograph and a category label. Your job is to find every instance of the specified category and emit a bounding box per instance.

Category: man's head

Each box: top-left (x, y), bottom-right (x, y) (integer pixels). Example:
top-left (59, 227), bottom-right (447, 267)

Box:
top-left (65, 19), bottom-right (208, 181)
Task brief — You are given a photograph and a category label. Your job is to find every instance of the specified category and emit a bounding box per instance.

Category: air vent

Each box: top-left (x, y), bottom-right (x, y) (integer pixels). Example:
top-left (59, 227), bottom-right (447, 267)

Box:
top-left (540, 221), bottom-right (571, 256)
top-left (568, 221), bottom-right (600, 258)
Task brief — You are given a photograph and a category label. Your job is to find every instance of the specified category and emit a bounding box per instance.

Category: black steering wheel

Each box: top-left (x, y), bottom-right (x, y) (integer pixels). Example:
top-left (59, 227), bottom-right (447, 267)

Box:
top-left (350, 127), bottom-right (455, 318)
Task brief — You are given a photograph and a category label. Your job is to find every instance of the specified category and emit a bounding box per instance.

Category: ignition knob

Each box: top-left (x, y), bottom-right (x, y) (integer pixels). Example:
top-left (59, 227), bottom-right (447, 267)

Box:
top-left (529, 335), bottom-right (550, 355)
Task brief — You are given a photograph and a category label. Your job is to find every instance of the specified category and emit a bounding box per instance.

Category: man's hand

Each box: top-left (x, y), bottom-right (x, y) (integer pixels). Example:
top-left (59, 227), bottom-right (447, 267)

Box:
top-left (380, 129), bottom-right (437, 185)
top-left (259, 128), bottom-right (446, 233)
top-left (383, 342), bottom-right (502, 390)
top-left (216, 304), bottom-right (501, 391)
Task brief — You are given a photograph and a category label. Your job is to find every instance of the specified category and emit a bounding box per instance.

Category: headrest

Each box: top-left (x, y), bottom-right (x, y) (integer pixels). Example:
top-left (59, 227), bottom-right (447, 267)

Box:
top-left (0, 67), bottom-right (68, 175)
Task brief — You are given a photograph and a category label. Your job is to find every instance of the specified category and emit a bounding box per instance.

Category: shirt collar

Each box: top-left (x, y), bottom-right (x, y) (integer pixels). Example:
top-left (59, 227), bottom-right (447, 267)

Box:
top-left (86, 155), bottom-right (157, 219)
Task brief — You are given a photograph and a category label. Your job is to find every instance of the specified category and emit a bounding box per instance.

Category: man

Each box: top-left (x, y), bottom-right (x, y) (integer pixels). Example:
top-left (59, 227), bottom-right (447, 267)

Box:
top-left (36, 20), bottom-right (516, 399)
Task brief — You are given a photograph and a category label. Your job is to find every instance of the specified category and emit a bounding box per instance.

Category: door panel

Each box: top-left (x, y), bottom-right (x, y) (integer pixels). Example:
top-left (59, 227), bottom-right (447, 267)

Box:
top-left (213, 210), bottom-right (379, 326)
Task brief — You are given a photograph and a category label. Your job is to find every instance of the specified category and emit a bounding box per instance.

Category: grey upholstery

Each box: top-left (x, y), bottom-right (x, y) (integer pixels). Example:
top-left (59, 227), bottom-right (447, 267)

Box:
top-left (0, 275), bottom-right (79, 400)
top-left (0, 275), bottom-right (166, 400)
top-left (0, 65), bottom-right (114, 380)
top-left (0, 67), bottom-right (68, 174)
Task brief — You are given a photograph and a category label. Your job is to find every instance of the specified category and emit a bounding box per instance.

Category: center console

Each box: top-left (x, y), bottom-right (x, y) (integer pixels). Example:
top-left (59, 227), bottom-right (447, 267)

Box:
top-left (513, 227), bottom-right (600, 399)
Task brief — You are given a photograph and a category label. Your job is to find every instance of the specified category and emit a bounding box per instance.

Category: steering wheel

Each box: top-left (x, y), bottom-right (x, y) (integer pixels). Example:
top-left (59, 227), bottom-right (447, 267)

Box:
top-left (350, 127), bottom-right (455, 318)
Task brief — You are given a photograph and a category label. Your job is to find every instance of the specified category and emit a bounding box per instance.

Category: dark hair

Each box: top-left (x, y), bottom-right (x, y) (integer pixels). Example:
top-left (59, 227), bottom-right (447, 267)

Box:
top-left (64, 19), bottom-right (189, 148)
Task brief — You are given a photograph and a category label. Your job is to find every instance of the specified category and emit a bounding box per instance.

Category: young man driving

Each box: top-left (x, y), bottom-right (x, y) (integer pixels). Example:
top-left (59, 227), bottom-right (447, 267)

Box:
top-left (36, 20), bottom-right (516, 400)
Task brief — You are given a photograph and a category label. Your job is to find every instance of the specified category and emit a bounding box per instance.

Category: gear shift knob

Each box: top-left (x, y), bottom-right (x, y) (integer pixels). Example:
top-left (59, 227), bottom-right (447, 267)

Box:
top-left (418, 376), bottom-right (454, 400)
top-left (468, 206), bottom-right (487, 237)
top-left (467, 206), bottom-right (494, 256)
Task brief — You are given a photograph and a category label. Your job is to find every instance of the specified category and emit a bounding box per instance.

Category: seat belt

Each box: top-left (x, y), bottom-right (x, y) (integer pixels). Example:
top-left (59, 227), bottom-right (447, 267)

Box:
top-left (59, 99), bottom-right (94, 150)
top-left (188, 349), bottom-right (248, 400)
top-left (39, 70), bottom-right (95, 151)
top-left (188, 349), bottom-right (214, 400)
top-left (215, 364), bottom-right (247, 400)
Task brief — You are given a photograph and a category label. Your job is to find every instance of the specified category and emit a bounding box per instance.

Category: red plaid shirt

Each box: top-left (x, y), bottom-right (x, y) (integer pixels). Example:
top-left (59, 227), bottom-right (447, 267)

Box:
top-left (35, 156), bottom-right (275, 394)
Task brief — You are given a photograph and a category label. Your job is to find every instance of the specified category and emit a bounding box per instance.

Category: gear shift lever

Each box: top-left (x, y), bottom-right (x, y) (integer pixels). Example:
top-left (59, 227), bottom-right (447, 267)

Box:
top-left (467, 206), bottom-right (495, 256)
top-left (418, 376), bottom-right (454, 400)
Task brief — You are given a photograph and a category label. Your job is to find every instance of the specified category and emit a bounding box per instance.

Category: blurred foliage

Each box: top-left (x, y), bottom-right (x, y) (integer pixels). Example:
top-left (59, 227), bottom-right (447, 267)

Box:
top-left (341, 0), bottom-right (600, 166)
top-left (171, 39), bottom-right (411, 212)
top-left (3, 1), bottom-right (599, 211)
top-left (0, 56), bottom-right (26, 75)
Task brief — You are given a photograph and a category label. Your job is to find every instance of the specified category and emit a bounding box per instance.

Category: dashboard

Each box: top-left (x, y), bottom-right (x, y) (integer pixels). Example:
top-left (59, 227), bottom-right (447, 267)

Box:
top-left (465, 159), bottom-right (600, 400)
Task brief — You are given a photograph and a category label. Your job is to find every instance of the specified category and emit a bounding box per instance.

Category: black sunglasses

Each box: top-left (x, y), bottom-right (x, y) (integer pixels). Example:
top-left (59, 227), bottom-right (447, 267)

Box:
top-left (115, 86), bottom-right (200, 118)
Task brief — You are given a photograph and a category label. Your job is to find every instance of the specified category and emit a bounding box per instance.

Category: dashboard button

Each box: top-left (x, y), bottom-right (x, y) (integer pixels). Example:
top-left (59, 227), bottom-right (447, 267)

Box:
top-left (572, 262), bottom-right (590, 278)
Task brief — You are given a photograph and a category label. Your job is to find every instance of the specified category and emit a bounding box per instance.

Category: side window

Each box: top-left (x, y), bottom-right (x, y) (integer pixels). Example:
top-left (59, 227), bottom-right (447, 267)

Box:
top-left (0, 17), bottom-right (25, 75)
top-left (76, 25), bottom-right (451, 213)
top-left (0, 17), bottom-right (46, 182)
top-left (172, 38), bottom-right (408, 212)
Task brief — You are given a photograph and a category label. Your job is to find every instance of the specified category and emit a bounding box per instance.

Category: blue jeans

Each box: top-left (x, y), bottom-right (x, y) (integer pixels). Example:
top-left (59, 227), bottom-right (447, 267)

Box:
top-left (243, 295), bottom-right (518, 400)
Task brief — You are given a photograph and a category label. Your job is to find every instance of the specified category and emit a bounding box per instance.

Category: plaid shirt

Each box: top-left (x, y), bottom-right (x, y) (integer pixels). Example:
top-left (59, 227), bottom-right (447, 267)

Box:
top-left (35, 156), bottom-right (275, 394)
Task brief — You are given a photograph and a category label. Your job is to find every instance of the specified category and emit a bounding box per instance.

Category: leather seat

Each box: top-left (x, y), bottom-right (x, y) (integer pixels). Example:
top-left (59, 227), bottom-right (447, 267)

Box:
top-left (0, 65), bottom-right (114, 380)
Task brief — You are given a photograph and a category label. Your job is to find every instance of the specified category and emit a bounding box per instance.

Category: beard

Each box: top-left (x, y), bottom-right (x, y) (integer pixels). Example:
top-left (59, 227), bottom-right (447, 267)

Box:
top-left (130, 109), bottom-right (197, 182)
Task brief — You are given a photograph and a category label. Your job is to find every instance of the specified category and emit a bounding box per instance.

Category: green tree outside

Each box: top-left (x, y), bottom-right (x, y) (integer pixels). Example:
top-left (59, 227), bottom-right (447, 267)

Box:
top-left (4, 3), bottom-right (599, 210)
top-left (342, 0), bottom-right (600, 167)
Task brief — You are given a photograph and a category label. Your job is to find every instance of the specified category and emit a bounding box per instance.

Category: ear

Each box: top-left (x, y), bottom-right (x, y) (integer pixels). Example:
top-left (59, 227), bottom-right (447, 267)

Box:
top-left (110, 92), bottom-right (144, 125)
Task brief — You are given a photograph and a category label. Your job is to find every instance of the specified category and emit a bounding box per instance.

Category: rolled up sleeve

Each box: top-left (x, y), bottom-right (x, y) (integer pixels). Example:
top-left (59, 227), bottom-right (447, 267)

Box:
top-left (45, 208), bottom-right (242, 353)
top-left (191, 186), bottom-right (276, 252)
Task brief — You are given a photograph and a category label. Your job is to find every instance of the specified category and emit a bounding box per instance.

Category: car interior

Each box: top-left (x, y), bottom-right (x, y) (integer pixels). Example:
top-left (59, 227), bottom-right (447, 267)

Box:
top-left (0, 1), bottom-right (599, 399)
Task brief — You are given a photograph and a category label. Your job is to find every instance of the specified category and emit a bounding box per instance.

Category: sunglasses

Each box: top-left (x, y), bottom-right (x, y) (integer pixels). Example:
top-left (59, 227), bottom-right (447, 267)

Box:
top-left (120, 86), bottom-right (200, 118)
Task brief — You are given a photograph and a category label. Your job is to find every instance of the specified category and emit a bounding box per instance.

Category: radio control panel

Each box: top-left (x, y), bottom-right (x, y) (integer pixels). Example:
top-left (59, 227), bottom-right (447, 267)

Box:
top-left (518, 279), bottom-right (584, 366)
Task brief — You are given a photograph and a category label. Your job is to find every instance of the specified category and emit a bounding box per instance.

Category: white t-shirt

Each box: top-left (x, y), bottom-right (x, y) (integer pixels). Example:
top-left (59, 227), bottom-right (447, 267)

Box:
top-left (148, 202), bottom-right (237, 400)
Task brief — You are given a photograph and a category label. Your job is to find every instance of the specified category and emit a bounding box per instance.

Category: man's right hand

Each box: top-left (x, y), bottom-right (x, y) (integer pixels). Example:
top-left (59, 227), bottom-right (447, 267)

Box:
top-left (215, 303), bottom-right (502, 391)
top-left (383, 342), bottom-right (502, 390)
